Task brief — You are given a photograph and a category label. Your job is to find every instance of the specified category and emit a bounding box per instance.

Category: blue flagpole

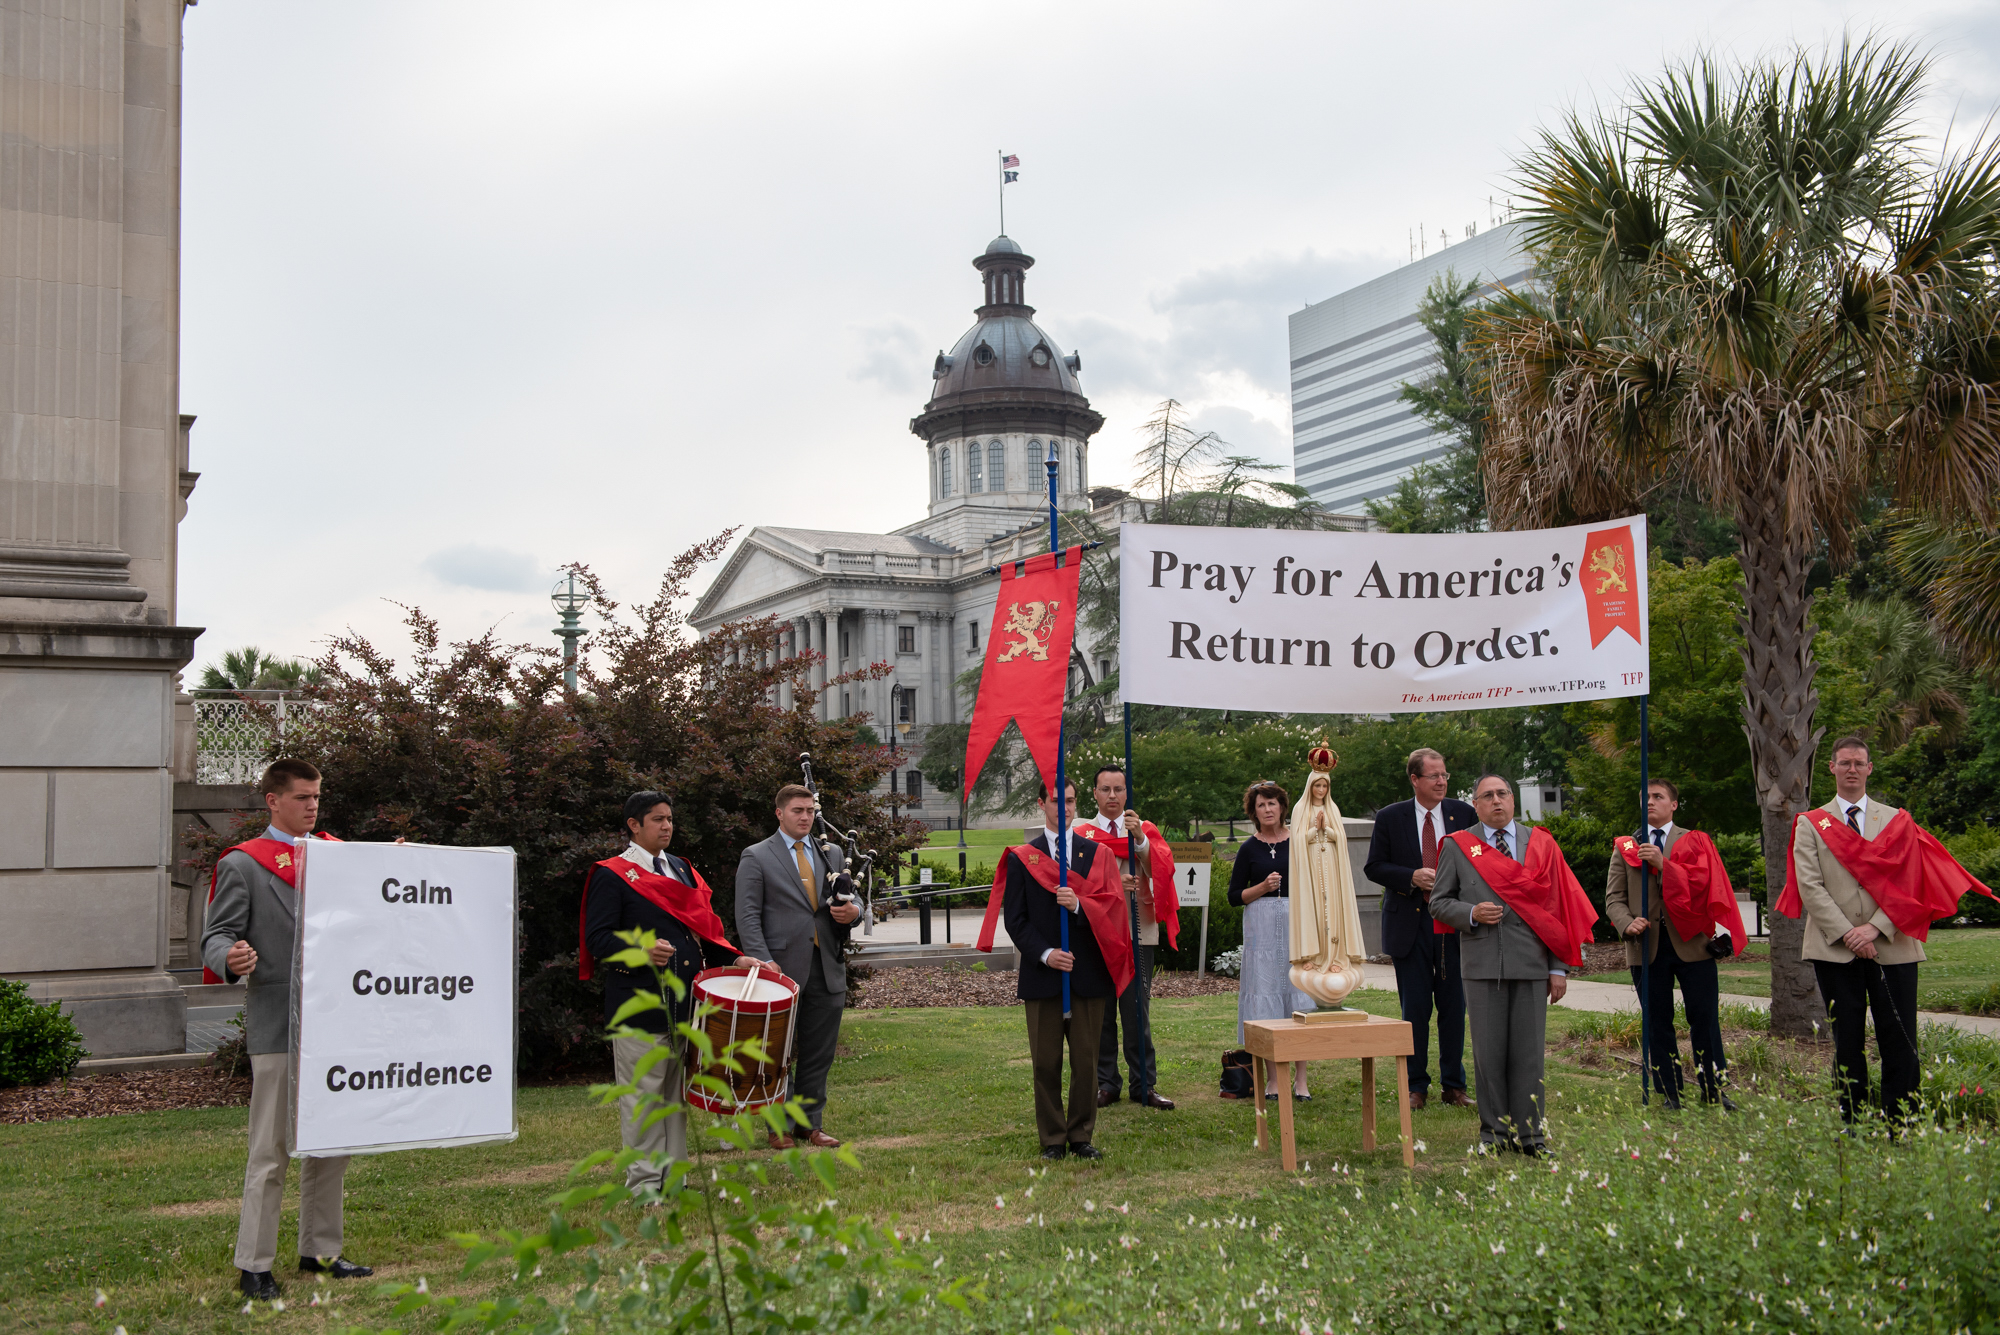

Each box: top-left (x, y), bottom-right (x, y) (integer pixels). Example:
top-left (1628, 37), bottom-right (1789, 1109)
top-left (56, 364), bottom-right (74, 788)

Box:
top-left (1638, 693), bottom-right (1652, 1108)
top-left (1047, 443), bottom-right (1069, 1018)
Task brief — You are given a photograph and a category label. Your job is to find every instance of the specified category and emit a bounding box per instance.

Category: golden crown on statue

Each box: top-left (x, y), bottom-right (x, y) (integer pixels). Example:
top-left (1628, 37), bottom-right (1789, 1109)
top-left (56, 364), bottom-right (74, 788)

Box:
top-left (1307, 741), bottom-right (1339, 774)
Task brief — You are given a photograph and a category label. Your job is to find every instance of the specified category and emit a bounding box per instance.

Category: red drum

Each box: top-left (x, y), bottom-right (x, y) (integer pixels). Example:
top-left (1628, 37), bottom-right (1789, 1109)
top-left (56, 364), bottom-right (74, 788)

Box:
top-left (684, 965), bottom-right (800, 1115)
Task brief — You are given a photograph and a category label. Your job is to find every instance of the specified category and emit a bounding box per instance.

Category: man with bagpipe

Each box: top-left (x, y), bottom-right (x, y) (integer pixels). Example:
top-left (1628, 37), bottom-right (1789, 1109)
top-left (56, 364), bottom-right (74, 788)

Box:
top-left (979, 779), bottom-right (1136, 1160)
top-left (1778, 736), bottom-right (1998, 1125)
top-left (581, 791), bottom-right (771, 1186)
top-left (1604, 778), bottom-right (1746, 1110)
top-left (1074, 764), bottom-right (1180, 1111)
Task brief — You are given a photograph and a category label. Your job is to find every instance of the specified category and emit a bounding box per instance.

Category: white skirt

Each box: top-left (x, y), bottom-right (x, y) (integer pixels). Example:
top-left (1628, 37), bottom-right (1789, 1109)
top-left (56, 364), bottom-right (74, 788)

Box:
top-left (1238, 894), bottom-right (1312, 1044)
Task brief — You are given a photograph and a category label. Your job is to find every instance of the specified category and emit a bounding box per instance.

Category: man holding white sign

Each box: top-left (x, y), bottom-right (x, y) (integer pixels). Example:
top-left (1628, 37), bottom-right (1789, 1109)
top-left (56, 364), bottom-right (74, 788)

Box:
top-left (200, 759), bottom-right (372, 1303)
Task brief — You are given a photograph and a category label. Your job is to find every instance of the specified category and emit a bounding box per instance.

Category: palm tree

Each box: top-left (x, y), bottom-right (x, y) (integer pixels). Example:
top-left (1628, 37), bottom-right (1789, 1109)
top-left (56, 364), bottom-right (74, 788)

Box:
top-left (1478, 40), bottom-right (2000, 1036)
top-left (196, 647), bottom-right (323, 693)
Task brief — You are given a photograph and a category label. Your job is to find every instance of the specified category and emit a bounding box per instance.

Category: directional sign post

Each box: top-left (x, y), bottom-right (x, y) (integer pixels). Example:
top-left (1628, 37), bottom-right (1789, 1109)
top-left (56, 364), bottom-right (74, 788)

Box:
top-left (1169, 841), bottom-right (1213, 977)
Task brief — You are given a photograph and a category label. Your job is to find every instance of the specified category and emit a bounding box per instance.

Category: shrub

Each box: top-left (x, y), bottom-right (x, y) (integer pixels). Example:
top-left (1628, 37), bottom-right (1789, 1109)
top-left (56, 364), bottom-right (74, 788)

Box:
top-left (185, 541), bottom-right (926, 1078)
top-left (1208, 947), bottom-right (1243, 978)
top-left (0, 979), bottom-right (88, 1087)
top-left (1159, 899), bottom-right (1241, 972)
top-left (210, 1009), bottom-right (250, 1078)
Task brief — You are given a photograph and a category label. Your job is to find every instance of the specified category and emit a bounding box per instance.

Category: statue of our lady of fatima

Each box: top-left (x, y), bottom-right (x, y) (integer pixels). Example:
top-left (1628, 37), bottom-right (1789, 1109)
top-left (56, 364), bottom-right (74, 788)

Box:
top-left (1287, 742), bottom-right (1369, 1009)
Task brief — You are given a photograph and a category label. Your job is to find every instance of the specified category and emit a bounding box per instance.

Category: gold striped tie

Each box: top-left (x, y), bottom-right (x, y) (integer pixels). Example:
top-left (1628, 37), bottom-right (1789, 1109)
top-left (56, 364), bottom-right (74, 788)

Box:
top-left (794, 840), bottom-right (819, 945)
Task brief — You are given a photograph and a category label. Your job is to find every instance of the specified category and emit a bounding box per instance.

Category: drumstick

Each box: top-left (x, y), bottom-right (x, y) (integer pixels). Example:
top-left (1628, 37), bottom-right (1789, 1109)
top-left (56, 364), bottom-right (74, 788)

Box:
top-left (738, 965), bottom-right (759, 1003)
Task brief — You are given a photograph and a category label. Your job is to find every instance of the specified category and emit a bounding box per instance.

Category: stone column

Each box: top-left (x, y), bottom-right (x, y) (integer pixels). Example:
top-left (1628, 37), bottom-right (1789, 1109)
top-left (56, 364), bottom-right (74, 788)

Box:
top-left (0, 0), bottom-right (201, 1062)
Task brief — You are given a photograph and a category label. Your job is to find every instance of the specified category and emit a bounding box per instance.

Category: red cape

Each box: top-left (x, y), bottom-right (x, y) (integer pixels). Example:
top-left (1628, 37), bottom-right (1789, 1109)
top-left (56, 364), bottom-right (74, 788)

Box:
top-left (976, 843), bottom-right (1136, 996)
top-left (578, 856), bottom-right (737, 980)
top-left (202, 834), bottom-right (341, 983)
top-left (1776, 807), bottom-right (1997, 942)
top-left (1616, 830), bottom-right (1747, 957)
top-left (1072, 819), bottom-right (1180, 951)
top-left (1447, 827), bottom-right (1598, 969)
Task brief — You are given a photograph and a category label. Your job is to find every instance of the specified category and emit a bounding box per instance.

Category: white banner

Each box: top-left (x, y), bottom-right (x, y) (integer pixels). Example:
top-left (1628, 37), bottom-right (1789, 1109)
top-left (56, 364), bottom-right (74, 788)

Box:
top-left (291, 841), bottom-right (517, 1157)
top-left (1119, 517), bottom-right (1650, 715)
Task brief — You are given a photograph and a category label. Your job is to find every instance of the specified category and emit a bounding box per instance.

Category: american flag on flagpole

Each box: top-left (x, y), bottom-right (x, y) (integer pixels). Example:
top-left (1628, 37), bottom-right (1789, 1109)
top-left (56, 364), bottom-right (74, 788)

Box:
top-left (1001, 154), bottom-right (1020, 168)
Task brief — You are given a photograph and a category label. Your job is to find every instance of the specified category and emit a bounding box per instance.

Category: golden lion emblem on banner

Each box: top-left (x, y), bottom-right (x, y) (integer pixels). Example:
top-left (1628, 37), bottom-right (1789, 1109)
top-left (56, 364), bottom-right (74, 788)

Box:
top-left (1587, 544), bottom-right (1628, 595)
top-left (996, 599), bottom-right (1060, 663)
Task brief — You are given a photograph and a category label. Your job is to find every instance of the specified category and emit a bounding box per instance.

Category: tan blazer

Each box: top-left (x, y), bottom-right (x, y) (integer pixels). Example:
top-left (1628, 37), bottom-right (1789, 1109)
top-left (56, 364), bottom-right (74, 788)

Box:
top-left (1790, 797), bottom-right (1925, 966)
top-left (1602, 827), bottom-right (1714, 967)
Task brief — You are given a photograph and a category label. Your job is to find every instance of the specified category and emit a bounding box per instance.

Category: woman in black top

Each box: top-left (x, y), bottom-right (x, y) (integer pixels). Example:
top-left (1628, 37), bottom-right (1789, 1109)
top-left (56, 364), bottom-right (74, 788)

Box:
top-left (1230, 781), bottom-right (1311, 1097)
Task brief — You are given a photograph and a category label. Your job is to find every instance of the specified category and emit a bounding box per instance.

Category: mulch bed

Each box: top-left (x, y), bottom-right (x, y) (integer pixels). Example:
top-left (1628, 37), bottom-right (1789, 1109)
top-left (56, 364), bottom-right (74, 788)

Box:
top-left (850, 965), bottom-right (1238, 1010)
top-left (0, 1064), bottom-right (250, 1125)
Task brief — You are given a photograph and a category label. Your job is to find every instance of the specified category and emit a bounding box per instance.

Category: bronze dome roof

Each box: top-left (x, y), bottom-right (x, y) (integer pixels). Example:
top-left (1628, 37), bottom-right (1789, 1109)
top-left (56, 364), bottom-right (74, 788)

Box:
top-left (910, 238), bottom-right (1103, 445)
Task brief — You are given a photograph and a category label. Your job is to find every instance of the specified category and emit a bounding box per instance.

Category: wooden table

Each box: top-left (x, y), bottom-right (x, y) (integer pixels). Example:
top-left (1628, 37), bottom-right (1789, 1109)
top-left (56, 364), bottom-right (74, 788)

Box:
top-left (1242, 1015), bottom-right (1416, 1170)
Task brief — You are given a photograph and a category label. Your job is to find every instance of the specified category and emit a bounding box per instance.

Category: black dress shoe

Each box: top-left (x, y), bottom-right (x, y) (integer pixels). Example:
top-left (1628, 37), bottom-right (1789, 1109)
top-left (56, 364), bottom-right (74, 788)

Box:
top-left (299, 1255), bottom-right (373, 1278)
top-left (239, 1270), bottom-right (281, 1301)
top-left (1068, 1143), bottom-right (1105, 1160)
top-left (1703, 1091), bottom-right (1738, 1112)
top-left (1135, 1090), bottom-right (1176, 1110)
top-left (1096, 1087), bottom-right (1118, 1108)
top-left (1654, 1089), bottom-right (1683, 1111)
top-left (1040, 1146), bottom-right (1066, 1162)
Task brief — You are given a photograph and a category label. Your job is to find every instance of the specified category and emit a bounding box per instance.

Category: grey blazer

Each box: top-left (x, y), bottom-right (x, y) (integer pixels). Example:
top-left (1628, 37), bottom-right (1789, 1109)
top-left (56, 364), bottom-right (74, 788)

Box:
top-left (1428, 835), bottom-right (1563, 981)
top-left (735, 831), bottom-right (849, 995)
top-left (200, 849), bottom-right (300, 1055)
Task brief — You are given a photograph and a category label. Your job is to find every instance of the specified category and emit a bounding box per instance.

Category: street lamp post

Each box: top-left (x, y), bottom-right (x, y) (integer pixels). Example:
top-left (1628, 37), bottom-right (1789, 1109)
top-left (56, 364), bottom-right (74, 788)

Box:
top-left (551, 573), bottom-right (588, 692)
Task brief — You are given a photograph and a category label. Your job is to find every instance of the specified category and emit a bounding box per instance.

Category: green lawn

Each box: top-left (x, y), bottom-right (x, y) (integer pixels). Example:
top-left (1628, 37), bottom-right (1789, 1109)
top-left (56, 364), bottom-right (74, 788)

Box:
top-left (924, 828), bottom-right (1022, 849)
top-left (7, 992), bottom-right (1999, 1333)
top-left (1578, 928), bottom-right (2000, 1008)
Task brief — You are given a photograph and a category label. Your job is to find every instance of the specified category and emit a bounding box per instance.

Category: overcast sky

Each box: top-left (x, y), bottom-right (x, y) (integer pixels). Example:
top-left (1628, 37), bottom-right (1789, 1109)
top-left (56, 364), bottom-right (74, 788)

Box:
top-left (176, 1), bottom-right (2000, 674)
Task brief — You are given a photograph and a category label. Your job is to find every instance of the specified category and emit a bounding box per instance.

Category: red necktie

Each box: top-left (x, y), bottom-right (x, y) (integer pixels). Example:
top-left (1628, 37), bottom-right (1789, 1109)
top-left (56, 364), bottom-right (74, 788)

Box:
top-left (1421, 809), bottom-right (1438, 871)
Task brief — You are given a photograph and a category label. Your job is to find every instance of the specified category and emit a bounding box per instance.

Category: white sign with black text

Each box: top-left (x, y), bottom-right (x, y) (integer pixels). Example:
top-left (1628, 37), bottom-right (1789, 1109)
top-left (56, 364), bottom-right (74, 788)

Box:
top-left (290, 841), bottom-right (517, 1157)
top-left (1119, 518), bottom-right (1650, 715)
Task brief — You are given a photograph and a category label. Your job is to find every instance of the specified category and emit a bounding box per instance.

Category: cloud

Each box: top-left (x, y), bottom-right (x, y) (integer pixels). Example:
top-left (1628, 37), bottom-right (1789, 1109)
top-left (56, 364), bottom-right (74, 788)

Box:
top-left (422, 544), bottom-right (544, 593)
top-left (1069, 249), bottom-right (1389, 404)
top-left (848, 317), bottom-right (929, 396)
top-left (1184, 404), bottom-right (1290, 466)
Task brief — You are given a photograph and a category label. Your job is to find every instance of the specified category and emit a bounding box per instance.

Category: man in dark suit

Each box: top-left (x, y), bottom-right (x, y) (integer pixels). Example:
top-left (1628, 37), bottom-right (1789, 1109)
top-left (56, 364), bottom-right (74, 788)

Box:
top-left (1363, 747), bottom-right (1477, 1111)
top-left (1005, 779), bottom-right (1119, 1161)
top-left (583, 791), bottom-right (765, 1188)
top-left (1602, 779), bottom-right (1733, 1111)
top-left (736, 784), bottom-right (860, 1149)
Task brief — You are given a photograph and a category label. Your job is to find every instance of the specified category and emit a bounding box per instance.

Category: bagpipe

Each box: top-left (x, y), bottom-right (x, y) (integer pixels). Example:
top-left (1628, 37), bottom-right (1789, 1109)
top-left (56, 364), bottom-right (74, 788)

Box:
top-left (797, 751), bottom-right (874, 926)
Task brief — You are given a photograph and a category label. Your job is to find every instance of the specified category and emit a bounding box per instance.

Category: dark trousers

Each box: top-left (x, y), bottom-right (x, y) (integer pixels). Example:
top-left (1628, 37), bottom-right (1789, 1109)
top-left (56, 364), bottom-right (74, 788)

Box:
top-left (1392, 931), bottom-right (1467, 1094)
top-left (1097, 943), bottom-right (1156, 1098)
top-left (1025, 994), bottom-right (1107, 1147)
top-left (1813, 958), bottom-right (1921, 1124)
top-left (1629, 953), bottom-right (1726, 1100)
top-left (1465, 978), bottom-right (1548, 1150)
top-left (787, 950), bottom-right (844, 1131)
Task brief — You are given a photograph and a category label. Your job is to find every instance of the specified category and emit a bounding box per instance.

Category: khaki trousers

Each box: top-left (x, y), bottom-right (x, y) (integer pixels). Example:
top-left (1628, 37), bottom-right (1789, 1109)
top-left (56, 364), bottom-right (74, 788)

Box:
top-left (613, 1035), bottom-right (689, 1189)
top-left (236, 1053), bottom-right (348, 1273)
top-left (1025, 995), bottom-right (1107, 1148)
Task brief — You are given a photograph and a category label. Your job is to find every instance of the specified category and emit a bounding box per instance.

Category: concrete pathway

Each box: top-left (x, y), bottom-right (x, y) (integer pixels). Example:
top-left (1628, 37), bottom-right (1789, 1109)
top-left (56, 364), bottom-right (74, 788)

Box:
top-left (1355, 961), bottom-right (2000, 1040)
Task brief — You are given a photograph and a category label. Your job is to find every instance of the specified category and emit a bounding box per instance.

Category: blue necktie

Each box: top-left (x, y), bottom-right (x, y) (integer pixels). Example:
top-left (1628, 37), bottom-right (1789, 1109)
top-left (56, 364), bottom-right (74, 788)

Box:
top-left (653, 854), bottom-right (666, 876)
top-left (1651, 828), bottom-right (1665, 851)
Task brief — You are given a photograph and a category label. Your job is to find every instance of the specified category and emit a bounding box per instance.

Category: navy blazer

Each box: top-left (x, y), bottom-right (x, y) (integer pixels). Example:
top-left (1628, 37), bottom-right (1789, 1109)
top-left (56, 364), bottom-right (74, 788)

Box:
top-left (1003, 833), bottom-right (1115, 1002)
top-left (1364, 797), bottom-right (1479, 959)
top-left (585, 855), bottom-right (738, 1035)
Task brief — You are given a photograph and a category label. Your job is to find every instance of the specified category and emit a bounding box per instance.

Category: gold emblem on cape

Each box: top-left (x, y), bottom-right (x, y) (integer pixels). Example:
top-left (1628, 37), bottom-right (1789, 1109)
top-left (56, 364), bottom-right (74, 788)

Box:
top-left (276, 852), bottom-right (292, 869)
top-left (1818, 816), bottom-right (1832, 830)
top-left (1026, 852), bottom-right (1043, 865)
top-left (626, 868), bottom-right (641, 882)
top-left (1468, 842), bottom-right (1484, 858)
top-left (1587, 543), bottom-right (1629, 594)
top-left (996, 600), bottom-right (1060, 663)
top-left (1307, 740), bottom-right (1339, 773)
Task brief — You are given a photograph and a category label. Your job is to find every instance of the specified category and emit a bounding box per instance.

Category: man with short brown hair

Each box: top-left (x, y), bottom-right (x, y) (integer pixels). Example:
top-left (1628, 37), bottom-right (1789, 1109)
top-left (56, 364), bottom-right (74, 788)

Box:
top-left (202, 759), bottom-right (373, 1301)
top-left (736, 784), bottom-right (860, 1148)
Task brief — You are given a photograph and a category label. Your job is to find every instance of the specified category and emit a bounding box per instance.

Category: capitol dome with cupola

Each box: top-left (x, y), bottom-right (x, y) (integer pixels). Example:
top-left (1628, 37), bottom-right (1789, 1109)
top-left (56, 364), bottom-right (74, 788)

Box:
top-left (908, 236), bottom-right (1105, 550)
